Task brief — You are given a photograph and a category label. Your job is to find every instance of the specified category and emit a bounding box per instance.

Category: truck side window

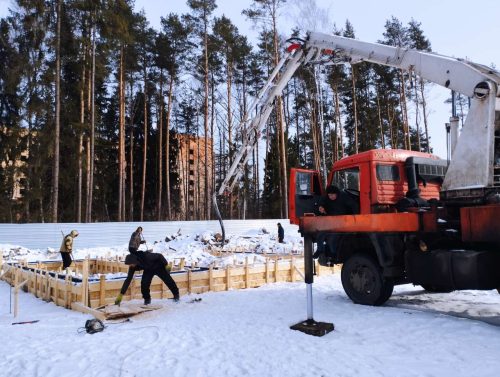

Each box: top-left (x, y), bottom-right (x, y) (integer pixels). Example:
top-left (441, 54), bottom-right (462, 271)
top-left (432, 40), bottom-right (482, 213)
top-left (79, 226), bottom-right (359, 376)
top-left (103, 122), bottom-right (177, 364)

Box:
top-left (295, 172), bottom-right (321, 196)
top-left (376, 164), bottom-right (400, 181)
top-left (332, 168), bottom-right (360, 191)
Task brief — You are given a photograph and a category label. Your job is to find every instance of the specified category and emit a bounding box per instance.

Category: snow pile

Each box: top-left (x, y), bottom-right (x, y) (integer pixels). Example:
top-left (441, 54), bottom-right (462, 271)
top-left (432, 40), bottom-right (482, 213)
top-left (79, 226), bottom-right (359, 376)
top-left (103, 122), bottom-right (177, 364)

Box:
top-left (0, 225), bottom-right (303, 268)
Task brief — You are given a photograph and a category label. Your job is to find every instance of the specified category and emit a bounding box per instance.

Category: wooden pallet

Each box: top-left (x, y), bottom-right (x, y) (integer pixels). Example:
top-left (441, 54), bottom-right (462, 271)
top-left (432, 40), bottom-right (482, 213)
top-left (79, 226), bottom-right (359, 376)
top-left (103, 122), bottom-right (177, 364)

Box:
top-left (72, 302), bottom-right (162, 321)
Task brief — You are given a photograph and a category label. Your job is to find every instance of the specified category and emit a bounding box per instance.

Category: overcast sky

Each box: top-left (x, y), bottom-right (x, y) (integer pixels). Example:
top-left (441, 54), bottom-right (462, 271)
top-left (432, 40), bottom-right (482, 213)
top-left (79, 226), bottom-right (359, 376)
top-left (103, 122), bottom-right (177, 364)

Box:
top-left (2, 0), bottom-right (500, 158)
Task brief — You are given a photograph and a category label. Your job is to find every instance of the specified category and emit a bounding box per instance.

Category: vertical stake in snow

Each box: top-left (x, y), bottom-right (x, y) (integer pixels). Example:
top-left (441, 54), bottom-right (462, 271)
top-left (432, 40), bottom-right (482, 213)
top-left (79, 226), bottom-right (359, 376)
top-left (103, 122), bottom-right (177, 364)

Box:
top-left (99, 275), bottom-right (106, 306)
top-left (290, 236), bottom-right (334, 337)
top-left (81, 256), bottom-right (89, 306)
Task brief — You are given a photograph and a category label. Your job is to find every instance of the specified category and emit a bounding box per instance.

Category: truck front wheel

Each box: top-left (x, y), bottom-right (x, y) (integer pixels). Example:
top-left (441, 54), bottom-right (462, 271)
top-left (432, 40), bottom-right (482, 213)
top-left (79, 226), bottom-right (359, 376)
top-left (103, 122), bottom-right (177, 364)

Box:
top-left (341, 253), bottom-right (394, 306)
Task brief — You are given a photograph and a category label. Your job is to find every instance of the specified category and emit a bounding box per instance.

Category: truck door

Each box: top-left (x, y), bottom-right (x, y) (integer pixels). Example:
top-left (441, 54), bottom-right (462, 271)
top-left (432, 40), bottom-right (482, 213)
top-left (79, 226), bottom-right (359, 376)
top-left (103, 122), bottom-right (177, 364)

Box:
top-left (289, 168), bottom-right (324, 225)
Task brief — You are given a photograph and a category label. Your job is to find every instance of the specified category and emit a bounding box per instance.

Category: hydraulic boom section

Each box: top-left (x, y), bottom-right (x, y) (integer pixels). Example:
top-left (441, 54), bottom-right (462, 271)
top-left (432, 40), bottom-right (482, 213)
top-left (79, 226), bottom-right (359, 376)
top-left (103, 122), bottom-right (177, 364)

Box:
top-left (213, 40), bottom-right (312, 243)
top-left (214, 32), bottom-right (500, 243)
top-left (306, 32), bottom-right (500, 199)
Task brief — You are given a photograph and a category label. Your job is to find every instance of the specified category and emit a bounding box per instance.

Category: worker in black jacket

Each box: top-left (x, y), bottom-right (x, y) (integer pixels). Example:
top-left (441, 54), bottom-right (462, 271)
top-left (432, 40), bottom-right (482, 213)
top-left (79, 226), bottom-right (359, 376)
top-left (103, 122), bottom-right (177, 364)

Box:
top-left (115, 252), bottom-right (180, 306)
top-left (314, 185), bottom-right (359, 260)
top-left (277, 223), bottom-right (285, 243)
top-left (318, 185), bottom-right (359, 216)
top-left (129, 226), bottom-right (146, 254)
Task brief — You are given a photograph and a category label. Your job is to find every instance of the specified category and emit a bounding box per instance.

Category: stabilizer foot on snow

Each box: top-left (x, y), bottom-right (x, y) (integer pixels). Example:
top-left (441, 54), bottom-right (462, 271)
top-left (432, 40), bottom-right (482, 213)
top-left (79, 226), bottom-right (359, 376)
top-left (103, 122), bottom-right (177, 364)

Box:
top-left (290, 319), bottom-right (334, 337)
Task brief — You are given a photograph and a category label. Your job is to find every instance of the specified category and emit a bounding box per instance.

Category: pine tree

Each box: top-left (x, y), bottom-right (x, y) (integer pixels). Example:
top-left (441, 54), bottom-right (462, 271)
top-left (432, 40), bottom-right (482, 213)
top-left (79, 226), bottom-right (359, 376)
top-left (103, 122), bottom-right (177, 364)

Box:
top-left (187, 0), bottom-right (216, 220)
top-left (158, 13), bottom-right (191, 220)
top-left (244, 0), bottom-right (289, 218)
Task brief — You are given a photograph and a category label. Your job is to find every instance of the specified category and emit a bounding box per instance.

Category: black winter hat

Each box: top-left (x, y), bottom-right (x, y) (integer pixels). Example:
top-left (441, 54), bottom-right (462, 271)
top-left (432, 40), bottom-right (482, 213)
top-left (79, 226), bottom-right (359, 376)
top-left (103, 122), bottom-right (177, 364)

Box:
top-left (326, 185), bottom-right (340, 195)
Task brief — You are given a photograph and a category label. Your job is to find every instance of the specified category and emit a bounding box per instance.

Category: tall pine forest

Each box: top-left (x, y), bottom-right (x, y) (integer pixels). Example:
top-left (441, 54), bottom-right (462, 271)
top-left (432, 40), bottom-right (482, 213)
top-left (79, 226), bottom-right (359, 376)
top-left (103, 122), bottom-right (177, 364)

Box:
top-left (0, 0), bottom-right (435, 223)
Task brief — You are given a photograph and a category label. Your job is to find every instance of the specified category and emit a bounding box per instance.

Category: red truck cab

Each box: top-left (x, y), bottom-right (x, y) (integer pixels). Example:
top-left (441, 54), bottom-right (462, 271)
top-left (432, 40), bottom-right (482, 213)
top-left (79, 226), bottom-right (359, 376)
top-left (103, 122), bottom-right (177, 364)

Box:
top-left (289, 149), bottom-right (444, 224)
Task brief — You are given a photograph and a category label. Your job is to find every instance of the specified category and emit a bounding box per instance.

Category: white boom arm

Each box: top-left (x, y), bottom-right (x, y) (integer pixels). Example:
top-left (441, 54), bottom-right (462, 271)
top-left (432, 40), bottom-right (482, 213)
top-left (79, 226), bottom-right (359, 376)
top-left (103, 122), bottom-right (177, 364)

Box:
top-left (214, 32), bottom-right (500, 238)
top-left (306, 32), bottom-right (500, 194)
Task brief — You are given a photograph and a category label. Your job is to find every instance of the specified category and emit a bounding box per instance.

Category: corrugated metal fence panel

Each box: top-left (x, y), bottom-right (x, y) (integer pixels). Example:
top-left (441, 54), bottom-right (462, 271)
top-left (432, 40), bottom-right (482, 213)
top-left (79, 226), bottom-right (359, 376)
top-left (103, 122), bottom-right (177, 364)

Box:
top-left (0, 220), bottom-right (300, 250)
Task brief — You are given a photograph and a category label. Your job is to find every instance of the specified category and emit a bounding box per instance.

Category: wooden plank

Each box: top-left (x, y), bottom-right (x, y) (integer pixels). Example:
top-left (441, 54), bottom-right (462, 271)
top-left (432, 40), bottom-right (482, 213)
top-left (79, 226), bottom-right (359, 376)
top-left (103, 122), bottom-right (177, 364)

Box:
top-left (65, 276), bottom-right (72, 308)
top-left (13, 269), bottom-right (19, 317)
top-left (99, 275), bottom-right (106, 306)
top-left (294, 265), bottom-right (305, 281)
top-left (265, 258), bottom-right (270, 284)
top-left (64, 274), bottom-right (69, 308)
top-left (4, 256), bottom-right (333, 316)
top-left (71, 302), bottom-right (106, 321)
top-left (245, 257), bottom-right (249, 289)
top-left (274, 257), bottom-right (279, 283)
top-left (208, 266), bottom-right (213, 291)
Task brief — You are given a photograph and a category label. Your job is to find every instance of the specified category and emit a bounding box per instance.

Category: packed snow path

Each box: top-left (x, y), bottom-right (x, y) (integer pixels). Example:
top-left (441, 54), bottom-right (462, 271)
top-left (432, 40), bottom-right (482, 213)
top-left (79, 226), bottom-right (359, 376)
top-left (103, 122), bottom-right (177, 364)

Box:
top-left (1, 275), bottom-right (499, 377)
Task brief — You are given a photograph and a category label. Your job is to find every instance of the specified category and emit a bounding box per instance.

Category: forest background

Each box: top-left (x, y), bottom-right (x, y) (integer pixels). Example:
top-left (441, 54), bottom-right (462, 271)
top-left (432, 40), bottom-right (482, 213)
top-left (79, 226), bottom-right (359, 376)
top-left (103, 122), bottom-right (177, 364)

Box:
top-left (0, 0), bottom-right (498, 224)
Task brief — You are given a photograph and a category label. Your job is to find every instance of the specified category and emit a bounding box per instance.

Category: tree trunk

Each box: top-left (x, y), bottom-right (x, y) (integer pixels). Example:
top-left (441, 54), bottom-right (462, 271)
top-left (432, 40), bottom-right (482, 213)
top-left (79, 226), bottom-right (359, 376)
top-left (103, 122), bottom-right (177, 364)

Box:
top-left (350, 64), bottom-right (359, 154)
top-left (86, 135), bottom-right (91, 220)
top-left (412, 72), bottom-right (421, 151)
top-left (272, 12), bottom-right (288, 219)
top-left (88, 23), bottom-right (96, 222)
top-left (226, 57), bottom-right (233, 218)
top-left (204, 22), bottom-right (210, 221)
top-left (85, 62), bottom-right (91, 222)
top-left (399, 69), bottom-right (410, 150)
top-left (128, 81), bottom-right (135, 221)
top-left (140, 72), bottom-right (148, 222)
top-left (118, 46), bottom-right (126, 221)
top-left (376, 84), bottom-right (385, 149)
top-left (157, 69), bottom-right (163, 220)
top-left (77, 65), bottom-right (85, 223)
top-left (419, 78), bottom-right (430, 152)
top-left (210, 73), bottom-right (216, 220)
top-left (165, 77), bottom-right (174, 219)
top-left (334, 83), bottom-right (344, 158)
top-left (51, 0), bottom-right (61, 223)
top-left (315, 66), bottom-right (328, 185)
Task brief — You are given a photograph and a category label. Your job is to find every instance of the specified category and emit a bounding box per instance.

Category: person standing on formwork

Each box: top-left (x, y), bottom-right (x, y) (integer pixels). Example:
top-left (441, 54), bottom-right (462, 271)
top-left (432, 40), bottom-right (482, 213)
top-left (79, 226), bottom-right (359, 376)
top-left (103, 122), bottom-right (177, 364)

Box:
top-left (60, 230), bottom-right (78, 270)
top-left (129, 226), bottom-right (146, 255)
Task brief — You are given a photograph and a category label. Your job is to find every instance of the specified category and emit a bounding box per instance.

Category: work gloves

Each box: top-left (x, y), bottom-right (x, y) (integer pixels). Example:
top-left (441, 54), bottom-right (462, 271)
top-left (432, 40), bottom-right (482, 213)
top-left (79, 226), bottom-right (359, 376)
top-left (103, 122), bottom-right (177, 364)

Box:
top-left (165, 264), bottom-right (172, 273)
top-left (140, 240), bottom-right (146, 244)
top-left (115, 293), bottom-right (123, 306)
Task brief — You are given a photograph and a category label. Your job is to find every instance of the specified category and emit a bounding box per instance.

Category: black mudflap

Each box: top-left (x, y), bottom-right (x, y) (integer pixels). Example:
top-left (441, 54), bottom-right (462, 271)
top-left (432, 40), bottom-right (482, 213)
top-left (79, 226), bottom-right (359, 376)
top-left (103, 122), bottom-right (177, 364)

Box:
top-left (405, 249), bottom-right (500, 290)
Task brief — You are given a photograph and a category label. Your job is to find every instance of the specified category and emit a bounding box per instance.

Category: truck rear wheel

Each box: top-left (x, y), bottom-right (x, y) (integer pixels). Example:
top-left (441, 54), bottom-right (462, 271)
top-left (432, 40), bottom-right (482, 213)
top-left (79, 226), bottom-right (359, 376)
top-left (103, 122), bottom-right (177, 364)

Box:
top-left (341, 253), bottom-right (394, 306)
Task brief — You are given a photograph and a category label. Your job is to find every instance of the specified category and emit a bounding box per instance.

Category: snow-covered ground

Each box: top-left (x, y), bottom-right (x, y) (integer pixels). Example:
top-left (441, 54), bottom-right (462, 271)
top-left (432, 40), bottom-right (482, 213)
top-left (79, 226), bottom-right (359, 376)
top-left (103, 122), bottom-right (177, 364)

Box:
top-left (1, 275), bottom-right (499, 377)
top-left (1, 223), bottom-right (499, 376)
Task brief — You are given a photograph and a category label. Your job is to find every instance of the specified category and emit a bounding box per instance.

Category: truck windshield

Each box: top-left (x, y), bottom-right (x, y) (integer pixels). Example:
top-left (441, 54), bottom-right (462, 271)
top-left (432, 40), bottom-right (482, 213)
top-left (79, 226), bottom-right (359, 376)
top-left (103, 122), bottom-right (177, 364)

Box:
top-left (332, 168), bottom-right (360, 191)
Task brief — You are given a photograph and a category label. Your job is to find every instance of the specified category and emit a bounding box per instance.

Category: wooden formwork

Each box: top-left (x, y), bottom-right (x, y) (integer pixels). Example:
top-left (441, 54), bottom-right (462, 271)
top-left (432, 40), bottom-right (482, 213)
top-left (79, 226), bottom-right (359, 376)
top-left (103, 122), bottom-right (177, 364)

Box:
top-left (0, 254), bottom-right (338, 315)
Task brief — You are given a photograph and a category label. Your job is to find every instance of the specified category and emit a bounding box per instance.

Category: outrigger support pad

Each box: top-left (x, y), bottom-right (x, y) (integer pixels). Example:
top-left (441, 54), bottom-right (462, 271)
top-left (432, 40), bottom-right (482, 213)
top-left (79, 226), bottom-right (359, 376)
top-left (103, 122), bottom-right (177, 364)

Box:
top-left (290, 236), bottom-right (334, 337)
top-left (290, 319), bottom-right (334, 337)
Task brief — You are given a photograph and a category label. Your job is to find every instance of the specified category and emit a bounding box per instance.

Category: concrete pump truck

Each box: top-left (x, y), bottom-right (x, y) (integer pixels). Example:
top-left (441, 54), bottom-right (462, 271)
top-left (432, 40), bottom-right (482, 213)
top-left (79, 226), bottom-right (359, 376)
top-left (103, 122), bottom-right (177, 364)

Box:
top-left (214, 32), bottom-right (500, 320)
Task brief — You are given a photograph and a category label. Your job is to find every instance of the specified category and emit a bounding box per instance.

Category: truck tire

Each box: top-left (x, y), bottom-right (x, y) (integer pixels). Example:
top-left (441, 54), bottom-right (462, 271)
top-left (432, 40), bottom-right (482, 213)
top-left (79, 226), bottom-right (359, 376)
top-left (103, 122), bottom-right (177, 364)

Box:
top-left (341, 253), bottom-right (394, 306)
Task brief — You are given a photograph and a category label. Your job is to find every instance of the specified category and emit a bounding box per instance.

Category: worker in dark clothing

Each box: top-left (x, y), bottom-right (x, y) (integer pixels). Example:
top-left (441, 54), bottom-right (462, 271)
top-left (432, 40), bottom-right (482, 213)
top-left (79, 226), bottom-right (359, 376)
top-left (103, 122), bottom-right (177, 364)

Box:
top-left (129, 226), bottom-right (146, 254)
top-left (277, 223), bottom-right (285, 243)
top-left (318, 185), bottom-right (359, 216)
top-left (314, 186), bottom-right (359, 260)
top-left (115, 252), bottom-right (180, 306)
top-left (60, 230), bottom-right (78, 270)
